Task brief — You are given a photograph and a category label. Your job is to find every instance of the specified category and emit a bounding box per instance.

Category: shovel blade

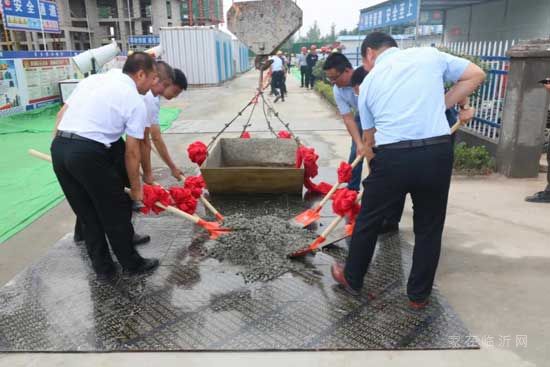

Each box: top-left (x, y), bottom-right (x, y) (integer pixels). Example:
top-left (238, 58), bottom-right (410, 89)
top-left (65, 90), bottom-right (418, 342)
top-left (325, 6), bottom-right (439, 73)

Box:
top-left (288, 236), bottom-right (327, 258)
top-left (197, 219), bottom-right (231, 239)
top-left (291, 208), bottom-right (321, 228)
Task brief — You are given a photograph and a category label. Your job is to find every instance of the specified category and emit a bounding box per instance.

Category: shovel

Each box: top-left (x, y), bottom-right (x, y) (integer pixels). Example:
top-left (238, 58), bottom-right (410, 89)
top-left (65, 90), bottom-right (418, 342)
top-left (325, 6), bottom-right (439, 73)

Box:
top-left (289, 195), bottom-right (361, 258)
top-left (289, 117), bottom-right (469, 256)
top-left (149, 145), bottom-right (224, 221)
top-left (28, 149), bottom-right (231, 240)
top-left (291, 155), bottom-right (363, 228)
top-left (122, 187), bottom-right (231, 239)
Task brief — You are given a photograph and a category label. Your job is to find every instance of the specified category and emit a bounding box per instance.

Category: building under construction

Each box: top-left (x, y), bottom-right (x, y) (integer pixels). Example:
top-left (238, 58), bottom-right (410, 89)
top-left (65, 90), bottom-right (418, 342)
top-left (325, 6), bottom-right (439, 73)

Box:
top-left (0, 0), bottom-right (224, 52)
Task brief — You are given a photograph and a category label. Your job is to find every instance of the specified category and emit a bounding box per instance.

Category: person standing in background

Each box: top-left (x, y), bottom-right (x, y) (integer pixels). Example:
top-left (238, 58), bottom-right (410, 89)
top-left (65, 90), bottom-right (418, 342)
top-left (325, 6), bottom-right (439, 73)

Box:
top-left (306, 45), bottom-right (319, 89)
top-left (525, 78), bottom-right (550, 203)
top-left (296, 47), bottom-right (308, 88)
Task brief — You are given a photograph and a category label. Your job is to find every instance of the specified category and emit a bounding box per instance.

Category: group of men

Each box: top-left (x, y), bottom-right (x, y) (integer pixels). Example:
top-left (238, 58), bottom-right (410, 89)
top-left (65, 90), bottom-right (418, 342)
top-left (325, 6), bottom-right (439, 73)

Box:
top-left (324, 32), bottom-right (485, 309)
top-left (296, 45), bottom-right (319, 89)
top-left (50, 31), bottom-right (489, 311)
top-left (51, 52), bottom-right (187, 278)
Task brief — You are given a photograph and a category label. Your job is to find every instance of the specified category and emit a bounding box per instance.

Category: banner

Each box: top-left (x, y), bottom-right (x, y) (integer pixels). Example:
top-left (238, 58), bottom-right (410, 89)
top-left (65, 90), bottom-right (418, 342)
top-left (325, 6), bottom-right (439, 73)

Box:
top-left (359, 0), bottom-right (419, 31)
top-left (22, 58), bottom-right (73, 103)
top-left (1, 0), bottom-right (60, 33)
top-left (128, 35), bottom-right (161, 46)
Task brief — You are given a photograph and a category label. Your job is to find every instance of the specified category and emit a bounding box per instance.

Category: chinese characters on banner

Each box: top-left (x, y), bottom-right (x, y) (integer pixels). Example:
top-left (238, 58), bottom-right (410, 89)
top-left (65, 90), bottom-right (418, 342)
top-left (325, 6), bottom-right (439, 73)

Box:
top-left (1, 0), bottom-right (60, 33)
top-left (128, 35), bottom-right (161, 46)
top-left (359, 0), bottom-right (418, 31)
top-left (22, 58), bottom-right (72, 103)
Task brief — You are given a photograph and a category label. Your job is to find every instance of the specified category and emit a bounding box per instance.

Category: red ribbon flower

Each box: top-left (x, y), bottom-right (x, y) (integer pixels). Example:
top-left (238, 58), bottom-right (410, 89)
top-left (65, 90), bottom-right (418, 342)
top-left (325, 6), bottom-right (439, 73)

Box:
top-left (169, 187), bottom-right (198, 215)
top-left (296, 145), bottom-right (333, 194)
top-left (141, 184), bottom-right (172, 215)
top-left (187, 141), bottom-right (208, 166)
top-left (184, 175), bottom-right (206, 198)
top-left (337, 162), bottom-right (353, 184)
top-left (240, 132), bottom-right (251, 139)
top-left (277, 130), bottom-right (291, 139)
top-left (332, 188), bottom-right (359, 220)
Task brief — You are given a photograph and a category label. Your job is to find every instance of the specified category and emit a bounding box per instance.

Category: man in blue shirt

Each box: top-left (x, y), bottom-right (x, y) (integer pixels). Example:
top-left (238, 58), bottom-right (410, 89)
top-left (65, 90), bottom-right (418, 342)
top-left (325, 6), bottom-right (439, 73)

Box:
top-left (323, 53), bottom-right (365, 191)
top-left (331, 32), bottom-right (485, 309)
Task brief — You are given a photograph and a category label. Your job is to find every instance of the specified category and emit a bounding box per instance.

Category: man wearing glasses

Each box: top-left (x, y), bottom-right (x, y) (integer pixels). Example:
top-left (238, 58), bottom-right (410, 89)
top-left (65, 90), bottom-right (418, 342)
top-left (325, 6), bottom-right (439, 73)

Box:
top-left (323, 53), bottom-right (400, 234)
top-left (323, 53), bottom-right (367, 191)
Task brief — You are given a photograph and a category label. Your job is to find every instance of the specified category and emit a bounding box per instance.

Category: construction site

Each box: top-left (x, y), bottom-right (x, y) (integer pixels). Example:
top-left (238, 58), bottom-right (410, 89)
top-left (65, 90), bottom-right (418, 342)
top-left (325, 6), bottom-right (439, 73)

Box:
top-left (0, 0), bottom-right (549, 366)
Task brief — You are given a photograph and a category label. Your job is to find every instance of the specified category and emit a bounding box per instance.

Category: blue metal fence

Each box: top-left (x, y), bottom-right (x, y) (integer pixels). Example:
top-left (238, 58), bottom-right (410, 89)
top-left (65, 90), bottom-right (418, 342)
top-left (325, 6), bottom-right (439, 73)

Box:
top-left (342, 39), bottom-right (515, 141)
top-left (444, 40), bottom-right (516, 141)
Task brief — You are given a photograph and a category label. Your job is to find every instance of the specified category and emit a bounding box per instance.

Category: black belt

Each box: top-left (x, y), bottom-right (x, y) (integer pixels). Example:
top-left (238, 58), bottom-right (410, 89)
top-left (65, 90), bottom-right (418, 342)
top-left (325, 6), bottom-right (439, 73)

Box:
top-left (376, 135), bottom-right (451, 151)
top-left (56, 131), bottom-right (103, 145)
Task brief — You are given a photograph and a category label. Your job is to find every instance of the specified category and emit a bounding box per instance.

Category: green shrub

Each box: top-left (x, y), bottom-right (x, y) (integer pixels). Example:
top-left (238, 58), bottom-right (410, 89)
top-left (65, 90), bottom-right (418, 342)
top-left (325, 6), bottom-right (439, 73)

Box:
top-left (312, 59), bottom-right (327, 84)
top-left (314, 81), bottom-right (336, 107)
top-left (453, 142), bottom-right (494, 175)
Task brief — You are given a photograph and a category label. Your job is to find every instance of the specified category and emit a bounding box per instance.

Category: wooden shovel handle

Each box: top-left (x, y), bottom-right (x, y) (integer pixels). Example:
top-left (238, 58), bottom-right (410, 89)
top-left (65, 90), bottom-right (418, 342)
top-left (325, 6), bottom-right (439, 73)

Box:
top-left (319, 194), bottom-right (362, 239)
top-left (29, 149), bottom-right (52, 163)
top-left (180, 175), bottom-right (223, 219)
top-left (451, 120), bottom-right (465, 134)
top-left (319, 215), bottom-right (346, 238)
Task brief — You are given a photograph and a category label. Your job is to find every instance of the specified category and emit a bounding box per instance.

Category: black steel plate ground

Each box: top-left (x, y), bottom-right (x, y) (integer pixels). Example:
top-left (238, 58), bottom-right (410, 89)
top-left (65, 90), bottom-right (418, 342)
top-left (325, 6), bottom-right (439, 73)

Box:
top-left (0, 169), bottom-right (479, 352)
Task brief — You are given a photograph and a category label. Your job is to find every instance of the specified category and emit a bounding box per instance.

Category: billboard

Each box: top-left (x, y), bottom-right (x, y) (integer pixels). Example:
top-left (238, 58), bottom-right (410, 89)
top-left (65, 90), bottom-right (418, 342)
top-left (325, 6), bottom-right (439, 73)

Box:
top-left (359, 0), bottom-right (419, 31)
top-left (1, 0), bottom-right (60, 33)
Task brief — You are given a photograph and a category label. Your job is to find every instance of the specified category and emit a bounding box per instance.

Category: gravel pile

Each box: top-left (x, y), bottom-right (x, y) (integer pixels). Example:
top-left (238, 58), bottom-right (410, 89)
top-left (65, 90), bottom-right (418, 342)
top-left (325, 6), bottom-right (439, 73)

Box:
top-left (207, 214), bottom-right (319, 283)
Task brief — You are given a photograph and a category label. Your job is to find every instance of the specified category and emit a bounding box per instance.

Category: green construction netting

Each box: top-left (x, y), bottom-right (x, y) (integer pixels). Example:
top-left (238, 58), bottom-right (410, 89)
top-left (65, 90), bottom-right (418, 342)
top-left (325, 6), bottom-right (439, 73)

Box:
top-left (0, 103), bottom-right (181, 244)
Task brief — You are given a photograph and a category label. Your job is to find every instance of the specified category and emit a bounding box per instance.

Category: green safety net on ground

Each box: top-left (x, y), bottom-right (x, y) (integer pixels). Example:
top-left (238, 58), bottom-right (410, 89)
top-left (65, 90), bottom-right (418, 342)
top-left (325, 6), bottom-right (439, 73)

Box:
top-left (0, 103), bottom-right (181, 244)
top-left (291, 67), bottom-right (301, 82)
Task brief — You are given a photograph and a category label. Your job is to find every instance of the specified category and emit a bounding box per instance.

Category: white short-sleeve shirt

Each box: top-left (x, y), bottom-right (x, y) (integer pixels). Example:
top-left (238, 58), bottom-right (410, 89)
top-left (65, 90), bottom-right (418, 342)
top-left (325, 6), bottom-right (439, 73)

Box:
top-left (143, 90), bottom-right (160, 127)
top-left (58, 70), bottom-right (148, 145)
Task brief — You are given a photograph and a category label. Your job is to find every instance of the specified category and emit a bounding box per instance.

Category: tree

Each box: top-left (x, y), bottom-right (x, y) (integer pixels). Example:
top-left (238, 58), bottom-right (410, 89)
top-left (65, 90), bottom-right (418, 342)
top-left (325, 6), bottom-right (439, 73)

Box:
top-left (327, 23), bottom-right (336, 43)
top-left (305, 21), bottom-right (321, 42)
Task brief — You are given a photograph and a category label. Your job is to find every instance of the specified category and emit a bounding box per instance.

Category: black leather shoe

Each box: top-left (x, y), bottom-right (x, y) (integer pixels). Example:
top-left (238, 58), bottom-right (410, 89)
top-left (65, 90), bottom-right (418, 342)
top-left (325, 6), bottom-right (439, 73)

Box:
top-left (127, 258), bottom-right (159, 275)
top-left (133, 233), bottom-right (151, 246)
top-left (525, 191), bottom-right (550, 203)
top-left (96, 268), bottom-right (117, 281)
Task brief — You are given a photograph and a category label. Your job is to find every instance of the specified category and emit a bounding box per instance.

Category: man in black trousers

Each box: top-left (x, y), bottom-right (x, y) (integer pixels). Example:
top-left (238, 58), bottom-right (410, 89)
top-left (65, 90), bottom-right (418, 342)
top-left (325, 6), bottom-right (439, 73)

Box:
top-left (331, 33), bottom-right (485, 309)
top-left (297, 47), bottom-right (308, 88)
top-left (305, 45), bottom-right (319, 89)
top-left (51, 52), bottom-right (160, 278)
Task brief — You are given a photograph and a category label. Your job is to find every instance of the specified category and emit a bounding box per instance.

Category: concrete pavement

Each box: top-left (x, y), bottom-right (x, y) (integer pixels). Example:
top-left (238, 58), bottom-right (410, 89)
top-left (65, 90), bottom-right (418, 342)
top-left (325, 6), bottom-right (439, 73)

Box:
top-left (1, 70), bottom-right (548, 367)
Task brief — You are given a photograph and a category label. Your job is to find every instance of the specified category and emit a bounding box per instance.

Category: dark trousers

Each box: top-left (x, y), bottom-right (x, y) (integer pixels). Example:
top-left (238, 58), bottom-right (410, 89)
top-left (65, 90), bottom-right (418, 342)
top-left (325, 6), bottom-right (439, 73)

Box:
top-left (345, 140), bottom-right (454, 301)
top-left (73, 138), bottom-right (131, 241)
top-left (305, 66), bottom-right (315, 88)
top-left (51, 136), bottom-right (143, 274)
top-left (271, 71), bottom-right (285, 98)
top-left (348, 114), bottom-right (364, 191)
top-left (300, 66), bottom-right (307, 87)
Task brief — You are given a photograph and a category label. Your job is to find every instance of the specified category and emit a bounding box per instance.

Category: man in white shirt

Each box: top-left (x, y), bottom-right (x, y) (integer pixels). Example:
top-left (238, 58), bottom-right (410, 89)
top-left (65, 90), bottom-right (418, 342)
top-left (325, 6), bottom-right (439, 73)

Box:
top-left (51, 52), bottom-right (160, 278)
top-left (296, 47), bottom-right (308, 87)
top-left (141, 64), bottom-right (188, 185)
top-left (270, 50), bottom-right (287, 102)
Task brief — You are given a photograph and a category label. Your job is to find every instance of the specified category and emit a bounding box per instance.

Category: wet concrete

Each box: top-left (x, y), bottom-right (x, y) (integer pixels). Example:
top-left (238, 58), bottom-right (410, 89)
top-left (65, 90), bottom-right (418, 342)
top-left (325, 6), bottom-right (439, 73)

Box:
top-left (209, 214), bottom-right (319, 283)
top-left (0, 188), bottom-right (478, 351)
